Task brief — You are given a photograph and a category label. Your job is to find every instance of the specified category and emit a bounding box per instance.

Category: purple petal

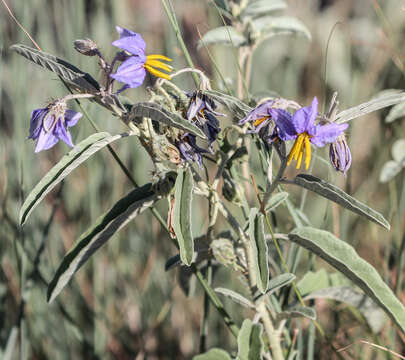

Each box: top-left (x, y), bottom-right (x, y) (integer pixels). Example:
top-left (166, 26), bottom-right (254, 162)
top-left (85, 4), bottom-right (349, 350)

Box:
top-left (187, 96), bottom-right (205, 120)
top-left (64, 109), bottom-right (82, 128)
top-left (239, 100), bottom-right (274, 125)
top-left (310, 123), bottom-right (348, 147)
top-left (54, 118), bottom-right (74, 147)
top-left (112, 26), bottom-right (146, 55)
top-left (34, 128), bottom-right (59, 152)
top-left (292, 97), bottom-right (318, 134)
top-left (270, 108), bottom-right (296, 141)
top-left (110, 57), bottom-right (147, 88)
top-left (29, 108), bottom-right (48, 139)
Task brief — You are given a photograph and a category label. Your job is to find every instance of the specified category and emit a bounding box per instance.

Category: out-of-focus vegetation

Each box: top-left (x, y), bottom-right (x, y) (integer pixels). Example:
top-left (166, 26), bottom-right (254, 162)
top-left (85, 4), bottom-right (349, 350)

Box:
top-left (1, 0), bottom-right (405, 358)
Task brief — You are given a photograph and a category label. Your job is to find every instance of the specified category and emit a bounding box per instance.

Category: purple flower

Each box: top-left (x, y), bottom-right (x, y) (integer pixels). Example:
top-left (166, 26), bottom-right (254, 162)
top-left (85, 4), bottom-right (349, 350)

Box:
top-left (329, 134), bottom-right (352, 175)
top-left (176, 133), bottom-right (208, 168)
top-left (239, 100), bottom-right (275, 133)
top-left (270, 97), bottom-right (348, 170)
top-left (110, 26), bottom-right (172, 89)
top-left (187, 92), bottom-right (223, 151)
top-left (28, 101), bottom-right (82, 153)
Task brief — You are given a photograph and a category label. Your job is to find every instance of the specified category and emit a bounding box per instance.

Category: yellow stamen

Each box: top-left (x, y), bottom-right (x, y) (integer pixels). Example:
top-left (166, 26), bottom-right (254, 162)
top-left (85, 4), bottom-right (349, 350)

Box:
top-left (147, 54), bottom-right (172, 62)
top-left (287, 137), bottom-right (301, 166)
top-left (287, 132), bottom-right (312, 170)
top-left (304, 135), bottom-right (311, 170)
top-left (145, 59), bottom-right (173, 72)
top-left (293, 134), bottom-right (305, 161)
top-left (296, 150), bottom-right (303, 169)
top-left (144, 64), bottom-right (172, 80)
top-left (253, 116), bottom-right (268, 127)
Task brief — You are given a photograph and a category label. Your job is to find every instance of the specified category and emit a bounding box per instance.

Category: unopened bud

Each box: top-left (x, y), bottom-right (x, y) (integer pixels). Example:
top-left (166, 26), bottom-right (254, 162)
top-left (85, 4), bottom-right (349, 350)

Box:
top-left (329, 134), bottom-right (352, 175)
top-left (74, 39), bottom-right (99, 56)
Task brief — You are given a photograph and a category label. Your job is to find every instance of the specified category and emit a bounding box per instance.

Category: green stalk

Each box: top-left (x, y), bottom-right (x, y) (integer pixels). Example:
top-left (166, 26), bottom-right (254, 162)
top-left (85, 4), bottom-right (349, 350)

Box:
top-left (160, 0), bottom-right (199, 87)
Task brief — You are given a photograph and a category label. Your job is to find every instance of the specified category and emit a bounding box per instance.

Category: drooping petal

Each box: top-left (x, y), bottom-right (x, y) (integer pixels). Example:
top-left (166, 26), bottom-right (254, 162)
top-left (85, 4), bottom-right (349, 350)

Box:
top-left (29, 108), bottom-right (48, 139)
top-left (112, 26), bottom-right (146, 55)
top-left (34, 128), bottom-right (59, 152)
top-left (187, 95), bottom-right (205, 120)
top-left (239, 100), bottom-right (274, 125)
top-left (110, 56), bottom-right (147, 88)
top-left (291, 97), bottom-right (318, 134)
top-left (64, 109), bottom-right (82, 128)
top-left (53, 118), bottom-right (74, 147)
top-left (310, 123), bottom-right (348, 147)
top-left (270, 108), bottom-right (296, 141)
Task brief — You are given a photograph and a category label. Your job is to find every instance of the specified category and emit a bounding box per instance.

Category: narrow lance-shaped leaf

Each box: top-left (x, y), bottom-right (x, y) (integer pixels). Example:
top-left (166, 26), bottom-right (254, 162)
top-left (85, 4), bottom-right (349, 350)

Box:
top-left (291, 174), bottom-right (390, 230)
top-left (305, 286), bottom-right (386, 333)
top-left (237, 319), bottom-right (264, 360)
top-left (288, 227), bottom-right (405, 333)
top-left (215, 288), bottom-right (255, 309)
top-left (130, 102), bottom-right (206, 139)
top-left (173, 168), bottom-right (195, 266)
top-left (336, 91), bottom-right (405, 124)
top-left (249, 208), bottom-right (269, 293)
top-left (47, 181), bottom-right (166, 303)
top-left (252, 16), bottom-right (311, 40)
top-left (275, 306), bottom-right (317, 323)
top-left (204, 90), bottom-right (252, 121)
top-left (19, 132), bottom-right (135, 226)
top-left (10, 44), bottom-right (100, 92)
top-left (197, 26), bottom-right (247, 48)
top-left (255, 273), bottom-right (296, 300)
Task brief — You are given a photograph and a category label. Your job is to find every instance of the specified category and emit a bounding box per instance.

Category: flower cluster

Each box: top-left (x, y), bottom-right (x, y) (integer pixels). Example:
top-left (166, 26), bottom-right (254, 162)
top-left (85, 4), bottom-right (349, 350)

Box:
top-left (241, 97), bottom-right (351, 173)
top-left (176, 92), bottom-right (223, 167)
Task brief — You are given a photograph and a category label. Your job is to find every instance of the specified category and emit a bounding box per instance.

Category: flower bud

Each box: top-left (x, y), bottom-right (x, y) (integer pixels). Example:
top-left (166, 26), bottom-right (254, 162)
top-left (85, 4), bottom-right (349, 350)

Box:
top-left (74, 39), bottom-right (99, 56)
top-left (329, 134), bottom-right (352, 175)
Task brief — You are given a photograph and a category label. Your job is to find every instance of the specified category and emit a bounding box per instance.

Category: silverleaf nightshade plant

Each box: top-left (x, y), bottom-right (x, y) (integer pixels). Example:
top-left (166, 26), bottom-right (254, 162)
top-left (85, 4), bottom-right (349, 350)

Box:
top-left (13, 12), bottom-right (405, 360)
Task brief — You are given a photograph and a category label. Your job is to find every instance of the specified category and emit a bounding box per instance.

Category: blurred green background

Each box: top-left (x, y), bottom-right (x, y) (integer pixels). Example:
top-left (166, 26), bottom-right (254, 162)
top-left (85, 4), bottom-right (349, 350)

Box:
top-left (1, 0), bottom-right (405, 358)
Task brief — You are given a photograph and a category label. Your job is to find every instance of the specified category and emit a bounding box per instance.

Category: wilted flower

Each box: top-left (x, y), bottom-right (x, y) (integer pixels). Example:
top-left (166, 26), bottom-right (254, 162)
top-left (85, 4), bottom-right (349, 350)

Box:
top-left (28, 101), bottom-right (82, 153)
top-left (329, 134), bottom-right (352, 175)
top-left (110, 26), bottom-right (172, 90)
top-left (270, 97), bottom-right (348, 170)
top-left (176, 133), bottom-right (208, 168)
top-left (187, 92), bottom-right (223, 150)
top-left (239, 100), bottom-right (274, 133)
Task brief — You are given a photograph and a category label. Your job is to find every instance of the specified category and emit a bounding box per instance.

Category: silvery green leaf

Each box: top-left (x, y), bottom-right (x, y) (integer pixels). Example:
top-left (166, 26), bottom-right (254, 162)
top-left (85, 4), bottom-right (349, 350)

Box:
top-left (292, 174), bottom-right (390, 230)
top-left (249, 208), bottom-right (269, 293)
top-left (392, 139), bottom-right (405, 163)
top-left (336, 92), bottom-right (405, 124)
top-left (193, 348), bottom-right (232, 360)
top-left (305, 286), bottom-right (386, 333)
top-left (241, 0), bottom-right (287, 18)
top-left (130, 102), bottom-right (206, 139)
top-left (237, 319), bottom-right (264, 360)
top-left (198, 26), bottom-right (247, 48)
top-left (288, 227), bottom-right (405, 333)
top-left (20, 132), bottom-right (135, 226)
top-left (379, 160), bottom-right (402, 183)
top-left (266, 192), bottom-right (288, 211)
top-left (275, 306), bottom-right (316, 322)
top-left (297, 270), bottom-right (352, 298)
top-left (47, 182), bottom-right (160, 303)
top-left (10, 44), bottom-right (100, 93)
top-left (385, 102), bottom-right (405, 123)
top-left (259, 273), bottom-right (296, 300)
top-left (215, 287), bottom-right (255, 309)
top-left (173, 168), bottom-right (195, 266)
top-left (4, 327), bottom-right (18, 360)
top-left (204, 90), bottom-right (252, 121)
top-left (252, 16), bottom-right (311, 40)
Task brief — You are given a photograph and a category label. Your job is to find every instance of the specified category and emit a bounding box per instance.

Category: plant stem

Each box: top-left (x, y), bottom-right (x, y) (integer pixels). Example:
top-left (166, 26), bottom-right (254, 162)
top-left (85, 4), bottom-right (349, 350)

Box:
top-left (160, 0), bottom-right (199, 87)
